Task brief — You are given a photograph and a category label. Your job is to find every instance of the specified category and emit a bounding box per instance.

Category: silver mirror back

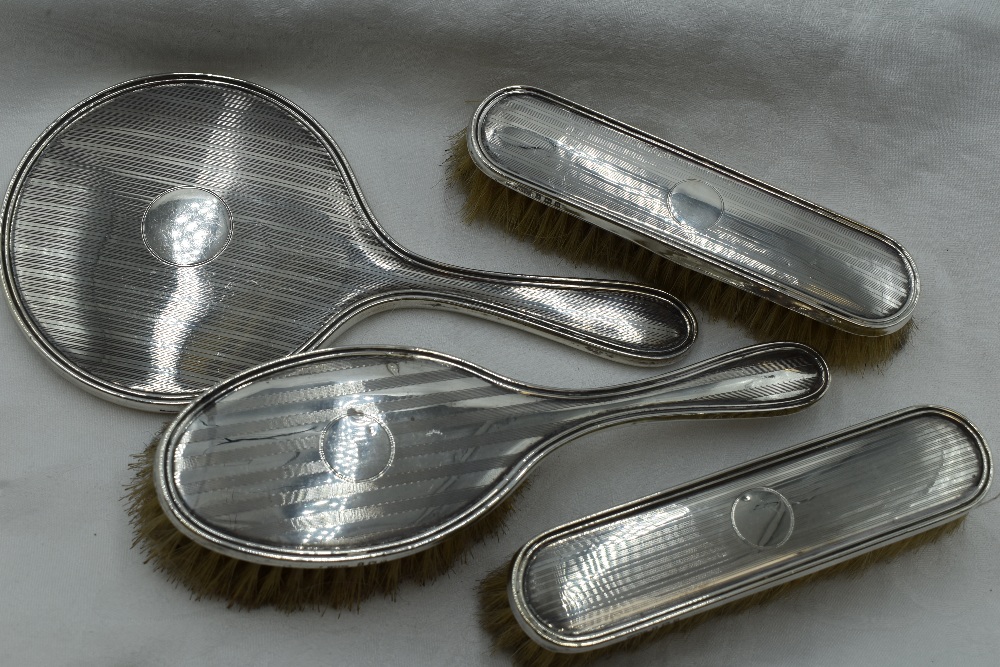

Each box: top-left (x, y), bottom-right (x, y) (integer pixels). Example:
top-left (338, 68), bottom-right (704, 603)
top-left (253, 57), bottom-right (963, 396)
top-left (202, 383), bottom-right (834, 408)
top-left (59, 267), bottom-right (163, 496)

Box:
top-left (2, 75), bottom-right (698, 411)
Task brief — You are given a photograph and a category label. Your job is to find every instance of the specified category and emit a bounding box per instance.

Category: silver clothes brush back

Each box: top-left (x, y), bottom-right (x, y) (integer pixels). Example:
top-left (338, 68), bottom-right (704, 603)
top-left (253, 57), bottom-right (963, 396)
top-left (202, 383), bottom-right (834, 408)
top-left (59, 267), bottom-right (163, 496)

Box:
top-left (508, 406), bottom-right (990, 652)
top-left (468, 86), bottom-right (919, 336)
top-left (2, 74), bottom-right (696, 411)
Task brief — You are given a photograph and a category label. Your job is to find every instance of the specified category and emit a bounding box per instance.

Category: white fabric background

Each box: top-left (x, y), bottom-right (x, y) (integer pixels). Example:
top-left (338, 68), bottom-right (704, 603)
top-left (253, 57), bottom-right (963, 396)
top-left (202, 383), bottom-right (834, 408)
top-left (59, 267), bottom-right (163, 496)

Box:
top-left (2, 1), bottom-right (999, 665)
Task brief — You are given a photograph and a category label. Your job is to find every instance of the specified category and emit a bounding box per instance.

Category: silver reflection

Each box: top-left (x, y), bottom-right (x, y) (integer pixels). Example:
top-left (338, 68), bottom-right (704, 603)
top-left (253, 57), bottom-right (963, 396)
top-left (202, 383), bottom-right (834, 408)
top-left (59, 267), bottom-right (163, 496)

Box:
top-left (138, 267), bottom-right (209, 394)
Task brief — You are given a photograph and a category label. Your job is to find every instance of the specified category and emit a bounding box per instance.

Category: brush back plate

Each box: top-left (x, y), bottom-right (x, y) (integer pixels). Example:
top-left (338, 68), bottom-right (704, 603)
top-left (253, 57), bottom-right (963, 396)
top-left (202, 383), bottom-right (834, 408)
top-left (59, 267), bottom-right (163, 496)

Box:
top-left (468, 86), bottom-right (919, 336)
top-left (508, 406), bottom-right (991, 652)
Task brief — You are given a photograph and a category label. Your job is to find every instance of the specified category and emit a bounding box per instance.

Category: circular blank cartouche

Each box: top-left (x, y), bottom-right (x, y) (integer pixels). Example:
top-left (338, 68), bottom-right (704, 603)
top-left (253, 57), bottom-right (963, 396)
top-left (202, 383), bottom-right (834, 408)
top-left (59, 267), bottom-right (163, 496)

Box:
top-left (319, 409), bottom-right (396, 483)
top-left (731, 487), bottom-right (794, 548)
top-left (667, 179), bottom-right (724, 229)
top-left (142, 187), bottom-right (233, 266)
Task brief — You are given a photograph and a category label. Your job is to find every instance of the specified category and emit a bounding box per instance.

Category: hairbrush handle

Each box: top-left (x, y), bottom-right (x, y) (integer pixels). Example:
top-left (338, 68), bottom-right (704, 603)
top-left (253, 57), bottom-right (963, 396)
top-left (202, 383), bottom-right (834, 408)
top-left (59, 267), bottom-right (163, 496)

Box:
top-left (529, 341), bottom-right (829, 434)
top-left (379, 256), bottom-right (697, 365)
top-left (613, 341), bottom-right (826, 411)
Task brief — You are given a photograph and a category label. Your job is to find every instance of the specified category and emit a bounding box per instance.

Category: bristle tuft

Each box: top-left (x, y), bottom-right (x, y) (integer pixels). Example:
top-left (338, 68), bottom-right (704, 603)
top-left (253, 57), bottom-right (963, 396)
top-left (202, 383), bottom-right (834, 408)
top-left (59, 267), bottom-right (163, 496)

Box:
top-left (125, 436), bottom-right (522, 612)
top-left (447, 132), bottom-right (912, 369)
top-left (479, 519), bottom-right (965, 665)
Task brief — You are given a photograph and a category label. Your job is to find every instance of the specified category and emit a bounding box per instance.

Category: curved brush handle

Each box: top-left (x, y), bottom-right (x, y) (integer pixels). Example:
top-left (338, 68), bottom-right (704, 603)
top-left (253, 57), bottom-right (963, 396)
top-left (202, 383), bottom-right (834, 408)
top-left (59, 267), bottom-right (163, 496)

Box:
top-left (386, 259), bottom-right (697, 365)
top-left (551, 341), bottom-right (829, 427)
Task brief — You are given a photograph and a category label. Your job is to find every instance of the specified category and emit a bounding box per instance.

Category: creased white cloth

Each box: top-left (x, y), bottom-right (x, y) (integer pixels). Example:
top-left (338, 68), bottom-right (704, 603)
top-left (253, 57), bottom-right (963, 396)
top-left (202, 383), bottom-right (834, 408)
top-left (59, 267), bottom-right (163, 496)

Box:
top-left (1, 1), bottom-right (999, 665)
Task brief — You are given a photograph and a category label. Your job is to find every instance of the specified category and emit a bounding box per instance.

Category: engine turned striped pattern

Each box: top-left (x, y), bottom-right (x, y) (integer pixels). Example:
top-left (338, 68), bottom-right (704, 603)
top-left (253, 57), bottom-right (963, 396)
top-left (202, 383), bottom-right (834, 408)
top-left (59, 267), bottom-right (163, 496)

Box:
top-left (4, 75), bottom-right (696, 409)
top-left (157, 343), bottom-right (828, 566)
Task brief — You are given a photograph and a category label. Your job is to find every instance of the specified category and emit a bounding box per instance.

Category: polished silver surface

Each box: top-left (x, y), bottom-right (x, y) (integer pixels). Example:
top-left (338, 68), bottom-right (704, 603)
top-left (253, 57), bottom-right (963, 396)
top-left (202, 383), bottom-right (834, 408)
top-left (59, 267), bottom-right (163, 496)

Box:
top-left (468, 86), bottom-right (919, 336)
top-left (154, 342), bottom-right (828, 567)
top-left (730, 487), bottom-right (794, 548)
top-left (508, 406), bottom-right (991, 653)
top-left (141, 187), bottom-right (233, 266)
top-left (1, 74), bottom-right (696, 412)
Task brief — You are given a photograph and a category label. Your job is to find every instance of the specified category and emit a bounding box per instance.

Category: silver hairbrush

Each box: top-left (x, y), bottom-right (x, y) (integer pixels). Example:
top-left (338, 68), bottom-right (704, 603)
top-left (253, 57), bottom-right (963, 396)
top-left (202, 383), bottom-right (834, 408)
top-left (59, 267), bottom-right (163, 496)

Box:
top-left (153, 342), bottom-right (828, 567)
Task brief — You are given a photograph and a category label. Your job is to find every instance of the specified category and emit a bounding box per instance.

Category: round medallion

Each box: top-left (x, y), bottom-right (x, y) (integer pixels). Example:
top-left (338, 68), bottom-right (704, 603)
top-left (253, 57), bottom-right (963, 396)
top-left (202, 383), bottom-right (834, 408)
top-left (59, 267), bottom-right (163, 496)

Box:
top-left (667, 179), bottom-right (724, 229)
top-left (731, 487), bottom-right (794, 548)
top-left (141, 187), bottom-right (233, 266)
top-left (319, 409), bottom-right (395, 483)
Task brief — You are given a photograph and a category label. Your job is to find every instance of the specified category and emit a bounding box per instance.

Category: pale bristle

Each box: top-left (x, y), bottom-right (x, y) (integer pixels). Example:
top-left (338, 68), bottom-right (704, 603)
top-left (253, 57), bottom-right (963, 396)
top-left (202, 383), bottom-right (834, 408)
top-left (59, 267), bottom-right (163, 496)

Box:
top-left (125, 437), bottom-right (520, 612)
top-left (478, 519), bottom-right (965, 666)
top-left (447, 132), bottom-right (912, 370)
top-left (124, 406), bottom-right (802, 612)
